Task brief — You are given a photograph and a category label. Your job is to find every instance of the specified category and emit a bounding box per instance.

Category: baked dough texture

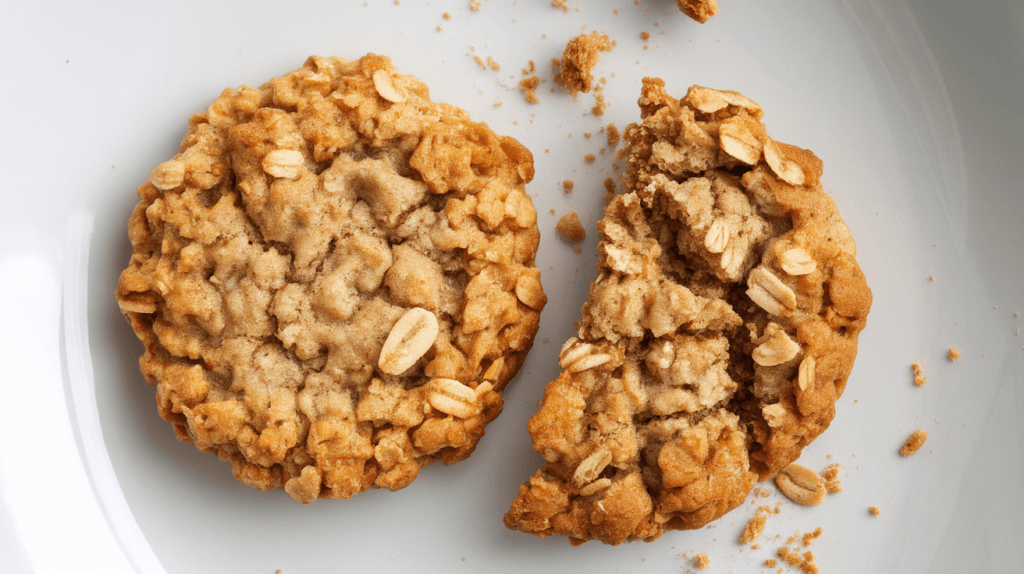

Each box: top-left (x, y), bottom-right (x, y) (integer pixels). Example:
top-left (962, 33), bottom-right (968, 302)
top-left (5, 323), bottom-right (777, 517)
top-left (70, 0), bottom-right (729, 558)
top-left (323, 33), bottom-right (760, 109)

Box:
top-left (504, 78), bottom-right (871, 545)
top-left (115, 55), bottom-right (546, 503)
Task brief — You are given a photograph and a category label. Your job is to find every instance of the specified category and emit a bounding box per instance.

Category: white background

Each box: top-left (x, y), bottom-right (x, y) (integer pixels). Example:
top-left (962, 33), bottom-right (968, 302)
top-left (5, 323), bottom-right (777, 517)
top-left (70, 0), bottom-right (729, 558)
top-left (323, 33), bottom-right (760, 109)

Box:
top-left (1, 1), bottom-right (1022, 572)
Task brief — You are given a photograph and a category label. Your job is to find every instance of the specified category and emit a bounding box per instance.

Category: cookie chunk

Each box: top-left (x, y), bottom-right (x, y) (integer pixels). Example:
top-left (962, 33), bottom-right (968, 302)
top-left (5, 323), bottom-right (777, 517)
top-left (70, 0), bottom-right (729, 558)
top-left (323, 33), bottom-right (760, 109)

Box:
top-left (560, 31), bottom-right (612, 98)
top-left (115, 55), bottom-right (546, 503)
top-left (504, 78), bottom-right (871, 545)
top-left (676, 0), bottom-right (719, 23)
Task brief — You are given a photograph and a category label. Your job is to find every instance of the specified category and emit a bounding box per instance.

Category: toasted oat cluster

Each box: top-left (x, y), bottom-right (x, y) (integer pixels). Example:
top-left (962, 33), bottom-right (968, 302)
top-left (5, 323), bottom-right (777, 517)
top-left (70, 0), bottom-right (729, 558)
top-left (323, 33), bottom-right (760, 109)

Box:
top-left (115, 55), bottom-right (546, 503)
top-left (676, 0), bottom-right (719, 23)
top-left (504, 78), bottom-right (871, 545)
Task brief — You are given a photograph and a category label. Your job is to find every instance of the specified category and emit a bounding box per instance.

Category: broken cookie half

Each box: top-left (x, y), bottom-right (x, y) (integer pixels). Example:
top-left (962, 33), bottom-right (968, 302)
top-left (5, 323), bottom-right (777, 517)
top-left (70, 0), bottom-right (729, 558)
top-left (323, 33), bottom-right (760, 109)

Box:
top-left (116, 55), bottom-right (545, 503)
top-left (504, 78), bottom-right (871, 545)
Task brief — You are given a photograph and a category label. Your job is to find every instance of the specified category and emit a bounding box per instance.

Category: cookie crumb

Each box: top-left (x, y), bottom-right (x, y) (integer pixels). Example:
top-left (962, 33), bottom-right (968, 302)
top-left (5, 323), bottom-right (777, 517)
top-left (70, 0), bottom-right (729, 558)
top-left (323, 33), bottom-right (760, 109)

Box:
top-left (641, 31), bottom-right (651, 41)
top-left (519, 76), bottom-right (541, 103)
top-left (584, 153), bottom-right (596, 163)
top-left (948, 347), bottom-right (961, 361)
top-left (929, 274), bottom-right (936, 281)
top-left (563, 180), bottom-right (575, 192)
top-left (486, 56), bottom-right (500, 72)
top-left (606, 123), bottom-right (620, 146)
top-left (692, 553), bottom-right (710, 569)
top-left (821, 463), bottom-right (843, 493)
top-left (574, 246), bottom-right (582, 253)
top-left (912, 361), bottom-right (926, 387)
top-left (675, 0), bottom-right (719, 23)
top-left (740, 506), bottom-right (770, 544)
top-left (591, 91), bottom-right (607, 116)
top-left (469, 0), bottom-right (481, 11)
top-left (560, 31), bottom-right (612, 97)
top-left (557, 211), bottom-right (586, 243)
top-left (444, 11), bottom-right (452, 19)
top-left (552, 0), bottom-right (568, 12)
top-left (869, 505), bottom-right (881, 516)
top-left (900, 429), bottom-right (928, 456)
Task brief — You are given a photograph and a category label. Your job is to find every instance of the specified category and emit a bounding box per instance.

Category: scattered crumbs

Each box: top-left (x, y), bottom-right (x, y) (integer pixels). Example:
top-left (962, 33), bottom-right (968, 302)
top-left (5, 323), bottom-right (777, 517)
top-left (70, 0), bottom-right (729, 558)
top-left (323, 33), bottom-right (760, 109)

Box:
top-left (584, 153), bottom-right (596, 163)
top-left (549, 208), bottom-right (556, 215)
top-left (929, 274), bottom-right (935, 281)
top-left (693, 553), bottom-right (710, 569)
top-left (912, 361), bottom-right (926, 387)
top-left (822, 463), bottom-right (843, 493)
top-left (869, 505), bottom-right (881, 516)
top-left (521, 60), bottom-right (537, 76)
top-left (552, 0), bottom-right (568, 13)
top-left (556, 211), bottom-right (586, 243)
top-left (486, 56), bottom-right (500, 71)
top-left (801, 527), bottom-right (823, 547)
top-left (444, 11), bottom-right (451, 19)
top-left (826, 454), bottom-right (833, 460)
top-left (948, 347), bottom-right (961, 361)
top-left (473, 55), bottom-right (487, 70)
top-left (591, 91), bottom-right (607, 116)
top-left (519, 76), bottom-right (541, 103)
top-left (754, 487), bottom-right (771, 498)
top-left (563, 179), bottom-right (575, 192)
top-left (641, 31), bottom-right (651, 41)
top-left (469, 0), bottom-right (481, 11)
top-left (764, 559), bottom-right (777, 568)
top-left (900, 429), bottom-right (928, 456)
top-left (606, 123), bottom-right (620, 146)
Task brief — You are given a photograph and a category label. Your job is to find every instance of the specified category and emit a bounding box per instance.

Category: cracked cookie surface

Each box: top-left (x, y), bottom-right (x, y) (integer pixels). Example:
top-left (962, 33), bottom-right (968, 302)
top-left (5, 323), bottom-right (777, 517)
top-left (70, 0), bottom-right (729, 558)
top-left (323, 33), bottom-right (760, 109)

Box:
top-left (504, 78), bottom-right (871, 545)
top-left (116, 55), bottom-right (545, 503)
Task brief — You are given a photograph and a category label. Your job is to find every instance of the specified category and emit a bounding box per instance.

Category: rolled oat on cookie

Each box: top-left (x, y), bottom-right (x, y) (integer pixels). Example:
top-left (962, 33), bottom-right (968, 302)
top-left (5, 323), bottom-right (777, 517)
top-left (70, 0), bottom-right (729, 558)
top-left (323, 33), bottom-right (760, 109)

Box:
top-left (116, 55), bottom-right (546, 503)
top-left (504, 78), bottom-right (871, 545)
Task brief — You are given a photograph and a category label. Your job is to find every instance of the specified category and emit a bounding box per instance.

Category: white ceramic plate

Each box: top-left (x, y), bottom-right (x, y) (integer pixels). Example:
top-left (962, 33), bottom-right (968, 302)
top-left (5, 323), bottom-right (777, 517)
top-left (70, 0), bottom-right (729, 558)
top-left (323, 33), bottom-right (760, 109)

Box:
top-left (2, 1), bottom-right (1022, 572)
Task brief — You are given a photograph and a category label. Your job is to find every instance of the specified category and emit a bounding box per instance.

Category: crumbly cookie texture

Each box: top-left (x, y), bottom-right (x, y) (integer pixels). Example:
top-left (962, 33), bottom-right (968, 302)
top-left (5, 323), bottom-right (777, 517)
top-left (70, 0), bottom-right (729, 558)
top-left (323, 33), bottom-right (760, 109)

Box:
top-left (560, 31), bottom-right (612, 98)
top-left (504, 78), bottom-right (871, 545)
top-left (676, 0), bottom-right (719, 23)
top-left (115, 55), bottom-right (546, 503)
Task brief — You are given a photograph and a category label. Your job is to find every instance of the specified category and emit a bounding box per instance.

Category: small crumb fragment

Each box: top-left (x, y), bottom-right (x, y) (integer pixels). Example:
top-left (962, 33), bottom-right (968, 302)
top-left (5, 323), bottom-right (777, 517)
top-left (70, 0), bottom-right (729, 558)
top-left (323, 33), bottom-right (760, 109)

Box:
top-left (675, 0), bottom-right (719, 23)
top-left (552, 0), bottom-right (568, 13)
top-left (591, 91), bottom-right (607, 116)
top-left (469, 0), bottom-right (481, 11)
top-left (561, 32), bottom-right (612, 97)
top-left (692, 553), bottom-right (710, 569)
top-left (444, 11), bottom-right (451, 19)
top-left (900, 429), bottom-right (928, 456)
top-left (521, 60), bottom-right (537, 76)
top-left (821, 463), bottom-right (842, 493)
top-left (557, 211), bottom-right (586, 243)
top-left (869, 505), bottom-right (881, 516)
top-left (641, 31), bottom-right (650, 41)
top-left (740, 506), bottom-right (770, 544)
top-left (801, 527), bottom-right (823, 547)
top-left (549, 208), bottom-right (556, 216)
top-left (574, 246), bottom-right (582, 253)
top-left (519, 76), bottom-right (541, 104)
top-left (912, 362), bottom-right (926, 387)
top-left (948, 347), bottom-right (961, 361)
top-left (765, 559), bottom-right (777, 568)
top-left (486, 56), bottom-right (500, 71)
top-left (606, 123), bottom-right (620, 146)
top-left (473, 55), bottom-right (487, 70)
top-left (562, 179), bottom-right (574, 192)
top-left (584, 153), bottom-right (596, 163)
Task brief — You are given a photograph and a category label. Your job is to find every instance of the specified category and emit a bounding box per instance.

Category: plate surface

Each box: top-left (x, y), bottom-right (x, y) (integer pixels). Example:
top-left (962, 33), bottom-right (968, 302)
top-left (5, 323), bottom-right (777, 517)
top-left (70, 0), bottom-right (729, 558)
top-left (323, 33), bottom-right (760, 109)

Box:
top-left (2, 1), bottom-right (1022, 572)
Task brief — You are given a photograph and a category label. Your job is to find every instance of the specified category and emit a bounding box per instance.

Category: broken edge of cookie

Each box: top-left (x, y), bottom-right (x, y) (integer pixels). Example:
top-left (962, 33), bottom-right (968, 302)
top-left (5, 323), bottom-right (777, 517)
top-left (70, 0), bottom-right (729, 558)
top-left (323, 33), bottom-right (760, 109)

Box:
top-left (503, 78), bottom-right (872, 545)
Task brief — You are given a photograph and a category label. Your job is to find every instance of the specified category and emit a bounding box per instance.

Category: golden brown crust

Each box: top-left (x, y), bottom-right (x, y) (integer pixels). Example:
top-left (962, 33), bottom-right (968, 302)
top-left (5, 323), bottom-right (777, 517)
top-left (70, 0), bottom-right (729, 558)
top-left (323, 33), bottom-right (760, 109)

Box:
top-left (116, 55), bottom-right (545, 503)
top-left (504, 78), bottom-right (871, 544)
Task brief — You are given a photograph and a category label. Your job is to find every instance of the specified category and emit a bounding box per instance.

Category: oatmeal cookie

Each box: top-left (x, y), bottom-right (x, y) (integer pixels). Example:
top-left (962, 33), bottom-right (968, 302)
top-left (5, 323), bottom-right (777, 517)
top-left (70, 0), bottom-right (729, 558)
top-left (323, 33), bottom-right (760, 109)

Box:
top-left (504, 78), bottom-right (871, 545)
top-left (115, 55), bottom-right (546, 503)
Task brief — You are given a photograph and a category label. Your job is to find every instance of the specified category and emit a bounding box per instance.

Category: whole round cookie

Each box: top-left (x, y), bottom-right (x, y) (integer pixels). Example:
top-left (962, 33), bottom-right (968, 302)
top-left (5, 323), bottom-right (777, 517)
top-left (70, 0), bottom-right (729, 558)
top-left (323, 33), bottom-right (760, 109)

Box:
top-left (504, 78), bottom-right (871, 545)
top-left (115, 55), bottom-right (546, 503)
